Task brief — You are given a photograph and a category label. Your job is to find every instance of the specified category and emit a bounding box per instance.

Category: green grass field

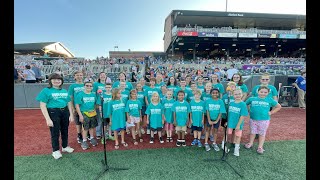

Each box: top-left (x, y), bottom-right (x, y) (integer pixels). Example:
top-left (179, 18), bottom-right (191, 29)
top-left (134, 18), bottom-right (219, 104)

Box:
top-left (14, 140), bottom-right (305, 180)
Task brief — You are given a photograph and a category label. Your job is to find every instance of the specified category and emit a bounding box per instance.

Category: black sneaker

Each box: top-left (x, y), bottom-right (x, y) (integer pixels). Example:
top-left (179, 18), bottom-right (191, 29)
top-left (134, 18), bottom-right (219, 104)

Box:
top-left (176, 140), bottom-right (181, 147)
top-left (77, 135), bottom-right (83, 144)
top-left (150, 137), bottom-right (154, 144)
top-left (159, 137), bottom-right (164, 143)
top-left (181, 140), bottom-right (186, 147)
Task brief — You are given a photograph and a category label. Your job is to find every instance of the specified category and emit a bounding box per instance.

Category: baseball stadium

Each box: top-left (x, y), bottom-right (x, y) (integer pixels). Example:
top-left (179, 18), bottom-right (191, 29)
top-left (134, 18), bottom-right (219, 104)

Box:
top-left (14, 10), bottom-right (306, 180)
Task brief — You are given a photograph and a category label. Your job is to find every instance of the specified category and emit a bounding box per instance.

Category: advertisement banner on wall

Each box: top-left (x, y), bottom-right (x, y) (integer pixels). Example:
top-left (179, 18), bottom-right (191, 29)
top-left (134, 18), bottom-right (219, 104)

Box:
top-left (198, 32), bottom-right (218, 37)
top-left (278, 34), bottom-right (298, 39)
top-left (238, 33), bottom-right (257, 38)
top-left (177, 31), bottom-right (198, 36)
top-left (257, 33), bottom-right (277, 38)
top-left (218, 32), bottom-right (238, 38)
top-left (299, 34), bottom-right (306, 39)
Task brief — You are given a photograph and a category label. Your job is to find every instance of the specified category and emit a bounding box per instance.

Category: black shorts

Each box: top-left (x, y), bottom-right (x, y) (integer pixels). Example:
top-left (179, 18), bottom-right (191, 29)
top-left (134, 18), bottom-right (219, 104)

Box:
top-left (82, 114), bottom-right (98, 130)
top-left (102, 118), bottom-right (110, 125)
top-left (150, 127), bottom-right (162, 131)
top-left (191, 126), bottom-right (203, 131)
top-left (206, 119), bottom-right (221, 129)
top-left (141, 106), bottom-right (146, 116)
top-left (221, 118), bottom-right (227, 127)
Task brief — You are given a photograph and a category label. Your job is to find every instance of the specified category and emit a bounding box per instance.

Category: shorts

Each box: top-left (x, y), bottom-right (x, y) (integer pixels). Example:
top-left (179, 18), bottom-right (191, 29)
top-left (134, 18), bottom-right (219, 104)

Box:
top-left (227, 128), bottom-right (243, 136)
top-left (129, 116), bottom-right (141, 124)
top-left (82, 114), bottom-right (98, 131)
top-left (74, 114), bottom-right (82, 125)
top-left (206, 119), bottom-right (221, 129)
top-left (102, 118), bottom-right (110, 125)
top-left (191, 126), bottom-right (203, 131)
top-left (176, 125), bottom-right (187, 132)
top-left (141, 106), bottom-right (146, 116)
top-left (221, 118), bottom-right (227, 127)
top-left (249, 119), bottom-right (270, 136)
top-left (150, 127), bottom-right (162, 131)
top-left (165, 123), bottom-right (174, 131)
top-left (114, 128), bottom-right (125, 132)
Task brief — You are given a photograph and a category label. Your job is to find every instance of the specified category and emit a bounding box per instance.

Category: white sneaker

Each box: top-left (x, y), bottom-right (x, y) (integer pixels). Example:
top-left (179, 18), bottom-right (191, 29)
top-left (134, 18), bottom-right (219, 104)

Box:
top-left (234, 147), bottom-right (240, 156)
top-left (52, 150), bottom-right (62, 159)
top-left (62, 146), bottom-right (74, 153)
top-left (141, 128), bottom-right (145, 134)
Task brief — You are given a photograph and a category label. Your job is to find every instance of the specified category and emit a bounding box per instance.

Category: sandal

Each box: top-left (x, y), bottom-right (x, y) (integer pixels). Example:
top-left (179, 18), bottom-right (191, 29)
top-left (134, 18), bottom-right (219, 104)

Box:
top-left (114, 144), bottom-right (119, 149)
top-left (257, 147), bottom-right (265, 154)
top-left (121, 142), bottom-right (128, 147)
top-left (166, 137), bottom-right (170, 142)
top-left (244, 143), bottom-right (252, 149)
top-left (139, 138), bottom-right (143, 142)
top-left (133, 139), bottom-right (138, 145)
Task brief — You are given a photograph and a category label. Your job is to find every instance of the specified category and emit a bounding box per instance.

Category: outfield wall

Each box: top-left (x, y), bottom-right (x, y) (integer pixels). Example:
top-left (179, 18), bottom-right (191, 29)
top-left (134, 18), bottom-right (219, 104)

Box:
top-left (14, 75), bottom-right (298, 108)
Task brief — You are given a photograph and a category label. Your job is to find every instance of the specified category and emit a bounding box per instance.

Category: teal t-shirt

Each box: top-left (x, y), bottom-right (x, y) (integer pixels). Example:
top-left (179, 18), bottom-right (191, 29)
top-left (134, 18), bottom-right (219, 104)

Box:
top-left (125, 100), bottom-right (142, 117)
top-left (197, 85), bottom-right (205, 93)
top-left (186, 85), bottom-right (192, 91)
top-left (160, 93), bottom-right (167, 103)
top-left (75, 91), bottom-right (98, 112)
top-left (212, 83), bottom-right (225, 95)
top-left (137, 91), bottom-right (146, 107)
top-left (245, 97), bottom-right (278, 120)
top-left (221, 94), bottom-right (235, 119)
top-left (155, 82), bottom-right (165, 90)
top-left (120, 90), bottom-right (130, 104)
top-left (68, 83), bottom-right (84, 104)
top-left (167, 85), bottom-right (178, 92)
top-left (112, 81), bottom-right (133, 91)
top-left (100, 93), bottom-right (112, 118)
top-left (236, 84), bottom-right (248, 93)
top-left (36, 87), bottom-right (70, 108)
top-left (93, 82), bottom-right (106, 93)
top-left (171, 100), bottom-right (191, 126)
top-left (201, 92), bottom-right (212, 101)
top-left (144, 87), bottom-right (160, 104)
top-left (107, 100), bottom-right (126, 130)
top-left (227, 101), bottom-right (248, 129)
top-left (188, 92), bottom-right (195, 102)
top-left (162, 98), bottom-right (175, 123)
top-left (205, 99), bottom-right (226, 120)
top-left (174, 87), bottom-right (191, 101)
top-left (145, 103), bottom-right (164, 129)
top-left (251, 85), bottom-right (278, 100)
top-left (190, 100), bottom-right (205, 127)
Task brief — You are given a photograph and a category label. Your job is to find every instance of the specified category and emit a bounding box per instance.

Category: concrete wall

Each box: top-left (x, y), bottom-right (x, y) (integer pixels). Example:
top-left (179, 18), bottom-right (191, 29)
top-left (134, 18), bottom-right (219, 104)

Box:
top-left (14, 75), bottom-right (298, 108)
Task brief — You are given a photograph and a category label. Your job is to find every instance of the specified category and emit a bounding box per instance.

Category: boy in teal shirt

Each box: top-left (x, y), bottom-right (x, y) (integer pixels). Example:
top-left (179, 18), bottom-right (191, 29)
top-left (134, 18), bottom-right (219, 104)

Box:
top-left (162, 90), bottom-right (175, 142)
top-left (190, 89), bottom-right (205, 147)
top-left (172, 90), bottom-right (191, 147)
top-left (75, 81), bottom-right (99, 150)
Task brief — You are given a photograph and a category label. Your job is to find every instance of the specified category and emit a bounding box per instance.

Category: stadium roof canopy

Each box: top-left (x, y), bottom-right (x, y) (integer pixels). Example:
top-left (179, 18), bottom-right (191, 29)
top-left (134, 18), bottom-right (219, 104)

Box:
top-left (169, 10), bottom-right (306, 30)
top-left (14, 42), bottom-right (75, 58)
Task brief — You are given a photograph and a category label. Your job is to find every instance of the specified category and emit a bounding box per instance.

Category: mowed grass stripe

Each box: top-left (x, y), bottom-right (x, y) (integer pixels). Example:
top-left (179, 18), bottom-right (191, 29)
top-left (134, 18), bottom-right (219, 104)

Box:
top-left (14, 140), bottom-right (306, 180)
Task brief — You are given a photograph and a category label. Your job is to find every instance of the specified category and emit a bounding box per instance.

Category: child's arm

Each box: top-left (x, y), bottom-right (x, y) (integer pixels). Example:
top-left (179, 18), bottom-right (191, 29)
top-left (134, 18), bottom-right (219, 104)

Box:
top-left (207, 110), bottom-right (213, 125)
top-left (173, 112), bottom-right (177, 125)
top-left (269, 103), bottom-right (282, 116)
top-left (145, 96), bottom-right (149, 106)
top-left (162, 114), bottom-right (165, 125)
top-left (201, 113), bottom-right (204, 126)
top-left (213, 113), bottom-right (221, 124)
top-left (75, 104), bottom-right (83, 123)
top-left (139, 110), bottom-right (142, 121)
top-left (39, 102), bottom-right (53, 127)
top-left (109, 114), bottom-right (112, 126)
top-left (189, 112), bottom-right (193, 127)
top-left (126, 112), bottom-right (130, 123)
top-left (146, 115), bottom-right (150, 125)
top-left (235, 116), bottom-right (245, 130)
top-left (67, 102), bottom-right (74, 122)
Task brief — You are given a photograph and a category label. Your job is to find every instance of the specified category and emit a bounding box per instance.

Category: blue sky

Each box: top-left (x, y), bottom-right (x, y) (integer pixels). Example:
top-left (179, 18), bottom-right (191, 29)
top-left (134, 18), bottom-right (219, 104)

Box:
top-left (14, 0), bottom-right (306, 59)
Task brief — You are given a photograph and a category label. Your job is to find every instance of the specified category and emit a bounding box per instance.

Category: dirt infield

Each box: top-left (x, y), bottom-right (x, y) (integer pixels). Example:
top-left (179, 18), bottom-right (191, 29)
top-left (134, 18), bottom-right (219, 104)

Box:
top-left (14, 108), bottom-right (306, 156)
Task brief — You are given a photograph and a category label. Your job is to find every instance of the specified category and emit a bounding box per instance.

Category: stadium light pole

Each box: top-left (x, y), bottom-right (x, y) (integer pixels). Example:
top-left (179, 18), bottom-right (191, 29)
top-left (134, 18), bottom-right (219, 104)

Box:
top-left (226, 0), bottom-right (228, 12)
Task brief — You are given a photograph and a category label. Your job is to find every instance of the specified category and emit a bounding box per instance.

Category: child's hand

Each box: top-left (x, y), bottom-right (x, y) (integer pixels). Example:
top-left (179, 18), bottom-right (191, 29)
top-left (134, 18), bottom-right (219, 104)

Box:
top-left (69, 115), bottom-right (74, 122)
top-left (235, 125), bottom-right (240, 130)
top-left (109, 121), bottom-right (112, 126)
top-left (79, 115), bottom-right (84, 123)
top-left (46, 119), bottom-right (53, 127)
top-left (208, 120), bottom-right (213, 125)
top-left (147, 120), bottom-right (149, 125)
top-left (268, 112), bottom-right (272, 116)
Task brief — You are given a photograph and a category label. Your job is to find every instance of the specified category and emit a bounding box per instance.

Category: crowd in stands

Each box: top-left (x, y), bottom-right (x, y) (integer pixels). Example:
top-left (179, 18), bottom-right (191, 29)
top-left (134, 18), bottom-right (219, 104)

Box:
top-left (14, 54), bottom-right (305, 84)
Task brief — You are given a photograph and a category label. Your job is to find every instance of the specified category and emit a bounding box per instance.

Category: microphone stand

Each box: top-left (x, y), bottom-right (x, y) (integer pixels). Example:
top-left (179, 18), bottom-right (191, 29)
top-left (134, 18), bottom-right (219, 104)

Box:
top-left (204, 90), bottom-right (243, 178)
top-left (94, 92), bottom-right (129, 180)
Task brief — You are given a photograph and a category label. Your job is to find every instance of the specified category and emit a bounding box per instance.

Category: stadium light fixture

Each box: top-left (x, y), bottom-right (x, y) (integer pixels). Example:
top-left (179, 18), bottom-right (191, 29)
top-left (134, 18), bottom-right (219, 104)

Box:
top-left (302, 48), bottom-right (305, 50)
top-left (278, 45), bottom-right (281, 47)
top-left (259, 44), bottom-right (265, 46)
top-left (222, 49), bottom-right (225, 51)
top-left (232, 44), bottom-right (236, 46)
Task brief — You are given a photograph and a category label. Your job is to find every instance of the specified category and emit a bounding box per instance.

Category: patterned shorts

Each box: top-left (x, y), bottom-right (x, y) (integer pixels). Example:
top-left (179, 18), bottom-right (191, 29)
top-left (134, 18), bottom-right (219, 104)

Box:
top-left (249, 119), bottom-right (270, 136)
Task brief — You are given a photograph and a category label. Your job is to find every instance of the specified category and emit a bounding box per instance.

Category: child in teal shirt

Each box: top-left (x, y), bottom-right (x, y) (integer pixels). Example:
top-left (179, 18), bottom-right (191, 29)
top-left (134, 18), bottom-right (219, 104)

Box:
top-left (190, 89), bottom-right (205, 148)
top-left (162, 90), bottom-right (175, 142)
top-left (172, 90), bottom-right (191, 147)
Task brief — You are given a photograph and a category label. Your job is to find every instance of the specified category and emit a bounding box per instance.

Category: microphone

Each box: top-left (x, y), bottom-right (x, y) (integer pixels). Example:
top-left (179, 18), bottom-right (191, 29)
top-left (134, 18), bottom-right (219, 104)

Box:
top-left (97, 89), bottom-right (103, 98)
